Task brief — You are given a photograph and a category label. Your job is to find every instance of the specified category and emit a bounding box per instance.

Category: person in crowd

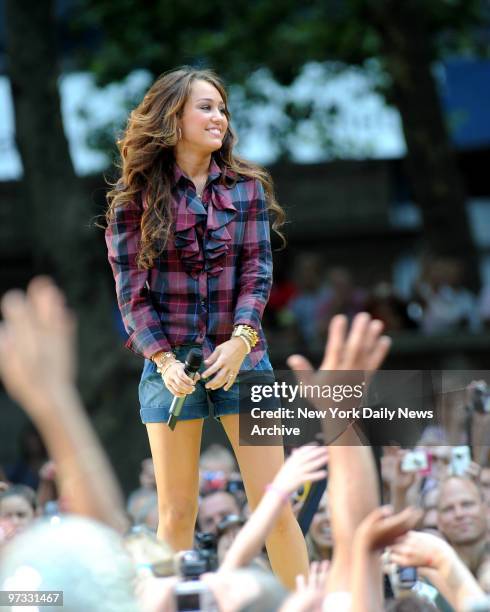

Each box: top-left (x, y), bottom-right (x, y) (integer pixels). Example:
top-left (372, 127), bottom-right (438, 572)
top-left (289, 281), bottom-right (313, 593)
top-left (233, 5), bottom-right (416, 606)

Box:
top-left (437, 476), bottom-right (490, 589)
top-left (198, 489), bottom-right (241, 535)
top-left (318, 266), bottom-right (366, 330)
top-left (285, 252), bottom-right (330, 347)
top-left (263, 251), bottom-right (298, 331)
top-left (105, 65), bottom-right (313, 589)
top-left (200, 443), bottom-right (237, 479)
top-left (413, 257), bottom-right (480, 335)
top-left (365, 282), bottom-right (417, 332)
top-left (420, 486), bottom-right (440, 537)
top-left (127, 458), bottom-right (158, 527)
top-left (0, 485), bottom-right (37, 536)
top-left (0, 516), bottom-right (139, 612)
top-left (306, 490), bottom-right (333, 562)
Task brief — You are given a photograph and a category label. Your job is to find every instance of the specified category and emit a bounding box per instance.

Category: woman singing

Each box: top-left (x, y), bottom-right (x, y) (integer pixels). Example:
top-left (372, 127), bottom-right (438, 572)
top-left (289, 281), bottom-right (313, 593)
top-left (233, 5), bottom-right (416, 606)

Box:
top-left (105, 66), bottom-right (308, 587)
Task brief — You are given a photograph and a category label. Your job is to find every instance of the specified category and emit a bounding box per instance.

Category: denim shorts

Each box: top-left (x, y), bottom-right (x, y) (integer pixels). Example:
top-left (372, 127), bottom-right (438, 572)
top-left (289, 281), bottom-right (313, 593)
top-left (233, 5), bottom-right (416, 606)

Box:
top-left (139, 345), bottom-right (274, 423)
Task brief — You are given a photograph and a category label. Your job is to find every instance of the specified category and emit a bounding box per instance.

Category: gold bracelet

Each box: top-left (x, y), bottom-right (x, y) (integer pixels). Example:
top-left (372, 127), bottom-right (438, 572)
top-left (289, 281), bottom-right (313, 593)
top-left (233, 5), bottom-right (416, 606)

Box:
top-left (153, 351), bottom-right (175, 370)
top-left (232, 324), bottom-right (259, 349)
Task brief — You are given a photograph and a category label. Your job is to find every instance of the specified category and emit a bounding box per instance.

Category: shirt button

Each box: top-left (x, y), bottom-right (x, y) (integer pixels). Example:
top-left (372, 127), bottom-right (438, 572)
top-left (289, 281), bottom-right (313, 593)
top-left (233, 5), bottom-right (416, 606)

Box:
top-left (201, 299), bottom-right (207, 307)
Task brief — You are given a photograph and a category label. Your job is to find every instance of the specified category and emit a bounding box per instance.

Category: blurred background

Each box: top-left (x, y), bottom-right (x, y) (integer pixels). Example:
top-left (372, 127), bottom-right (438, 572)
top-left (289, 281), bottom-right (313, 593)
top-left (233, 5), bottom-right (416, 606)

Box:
top-left (1, 0), bottom-right (490, 491)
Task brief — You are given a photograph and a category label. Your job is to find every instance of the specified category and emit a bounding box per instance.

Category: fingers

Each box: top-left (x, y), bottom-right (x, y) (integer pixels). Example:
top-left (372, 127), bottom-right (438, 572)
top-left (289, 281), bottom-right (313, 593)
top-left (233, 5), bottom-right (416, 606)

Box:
top-left (307, 469), bottom-right (328, 482)
top-left (322, 314), bottom-right (348, 370)
top-left (366, 335), bottom-right (392, 373)
top-left (1, 290), bottom-right (34, 340)
top-left (27, 277), bottom-right (75, 336)
top-left (202, 350), bottom-right (219, 378)
top-left (164, 364), bottom-right (196, 396)
top-left (343, 312), bottom-right (371, 369)
top-left (223, 371), bottom-right (238, 392)
top-left (206, 367), bottom-right (238, 391)
top-left (319, 313), bottom-right (390, 373)
top-left (287, 354), bottom-right (314, 387)
top-left (288, 446), bottom-right (329, 472)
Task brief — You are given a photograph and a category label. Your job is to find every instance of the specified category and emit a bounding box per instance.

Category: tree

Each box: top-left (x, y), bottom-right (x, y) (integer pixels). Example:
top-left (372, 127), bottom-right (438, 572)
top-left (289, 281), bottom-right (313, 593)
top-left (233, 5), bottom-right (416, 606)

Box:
top-left (4, 0), bottom-right (147, 487)
top-left (76, 0), bottom-right (487, 288)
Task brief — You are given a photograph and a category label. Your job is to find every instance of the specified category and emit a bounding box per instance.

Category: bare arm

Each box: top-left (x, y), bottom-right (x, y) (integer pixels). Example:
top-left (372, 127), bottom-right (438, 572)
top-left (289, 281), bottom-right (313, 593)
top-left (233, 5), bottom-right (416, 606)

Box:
top-left (221, 445), bottom-right (328, 571)
top-left (288, 313), bottom-right (391, 600)
top-left (391, 530), bottom-right (486, 611)
top-left (0, 277), bottom-right (128, 532)
top-left (350, 505), bottom-right (422, 612)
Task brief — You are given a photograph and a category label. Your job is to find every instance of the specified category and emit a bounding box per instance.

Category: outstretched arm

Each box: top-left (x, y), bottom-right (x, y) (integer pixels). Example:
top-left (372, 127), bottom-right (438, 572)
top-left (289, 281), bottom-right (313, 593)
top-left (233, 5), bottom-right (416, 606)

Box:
top-left (288, 313), bottom-right (391, 605)
top-left (221, 445), bottom-right (328, 572)
top-left (0, 277), bottom-right (128, 532)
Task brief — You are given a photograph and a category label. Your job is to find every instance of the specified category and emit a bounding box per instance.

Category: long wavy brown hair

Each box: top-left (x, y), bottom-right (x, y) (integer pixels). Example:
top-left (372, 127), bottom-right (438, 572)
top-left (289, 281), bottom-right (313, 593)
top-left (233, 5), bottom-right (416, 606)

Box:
top-left (106, 66), bottom-right (286, 269)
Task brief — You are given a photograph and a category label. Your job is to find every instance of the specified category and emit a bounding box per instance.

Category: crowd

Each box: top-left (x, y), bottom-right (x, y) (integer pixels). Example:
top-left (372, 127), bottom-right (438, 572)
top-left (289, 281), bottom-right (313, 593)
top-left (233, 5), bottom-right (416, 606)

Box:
top-left (264, 253), bottom-right (489, 350)
top-left (1, 277), bottom-right (490, 611)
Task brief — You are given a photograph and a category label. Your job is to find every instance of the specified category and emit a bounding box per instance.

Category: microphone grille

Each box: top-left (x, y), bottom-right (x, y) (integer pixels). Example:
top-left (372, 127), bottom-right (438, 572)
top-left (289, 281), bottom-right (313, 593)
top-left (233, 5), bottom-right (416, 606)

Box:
top-left (185, 348), bottom-right (203, 372)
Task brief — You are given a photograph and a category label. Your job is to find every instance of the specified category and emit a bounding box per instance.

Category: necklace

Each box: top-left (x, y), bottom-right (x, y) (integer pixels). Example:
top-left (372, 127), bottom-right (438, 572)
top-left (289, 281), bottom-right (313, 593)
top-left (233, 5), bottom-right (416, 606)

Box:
top-left (194, 177), bottom-right (207, 199)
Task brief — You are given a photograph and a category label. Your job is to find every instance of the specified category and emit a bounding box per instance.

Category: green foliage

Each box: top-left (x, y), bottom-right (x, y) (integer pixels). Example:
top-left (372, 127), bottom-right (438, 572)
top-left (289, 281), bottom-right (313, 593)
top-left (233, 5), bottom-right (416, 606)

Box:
top-left (69, 0), bottom-right (488, 162)
top-left (73, 0), bottom-right (487, 86)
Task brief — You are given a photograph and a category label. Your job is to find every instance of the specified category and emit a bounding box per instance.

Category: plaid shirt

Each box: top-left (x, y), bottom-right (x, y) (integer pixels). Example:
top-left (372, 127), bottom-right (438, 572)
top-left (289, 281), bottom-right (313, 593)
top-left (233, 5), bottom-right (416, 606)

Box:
top-left (105, 159), bottom-right (273, 369)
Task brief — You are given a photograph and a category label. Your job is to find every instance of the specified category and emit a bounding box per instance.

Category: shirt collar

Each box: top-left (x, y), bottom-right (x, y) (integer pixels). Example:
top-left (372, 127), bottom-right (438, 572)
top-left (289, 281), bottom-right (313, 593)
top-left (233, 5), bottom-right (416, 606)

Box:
top-left (173, 157), bottom-right (223, 188)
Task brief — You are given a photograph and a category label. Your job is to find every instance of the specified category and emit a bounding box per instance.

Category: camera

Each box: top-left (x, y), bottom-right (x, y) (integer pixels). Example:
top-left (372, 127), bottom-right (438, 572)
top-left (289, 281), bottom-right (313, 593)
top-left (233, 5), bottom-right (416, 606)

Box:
top-left (397, 565), bottom-right (417, 589)
top-left (216, 514), bottom-right (245, 537)
top-left (174, 580), bottom-right (217, 611)
top-left (194, 531), bottom-right (218, 573)
top-left (174, 550), bottom-right (218, 611)
top-left (469, 382), bottom-right (490, 414)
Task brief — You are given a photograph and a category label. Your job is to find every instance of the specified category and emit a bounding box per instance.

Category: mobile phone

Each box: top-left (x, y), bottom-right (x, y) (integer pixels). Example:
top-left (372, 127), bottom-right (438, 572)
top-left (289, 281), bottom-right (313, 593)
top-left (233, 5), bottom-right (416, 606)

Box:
top-left (450, 446), bottom-right (471, 476)
top-left (401, 450), bottom-right (428, 473)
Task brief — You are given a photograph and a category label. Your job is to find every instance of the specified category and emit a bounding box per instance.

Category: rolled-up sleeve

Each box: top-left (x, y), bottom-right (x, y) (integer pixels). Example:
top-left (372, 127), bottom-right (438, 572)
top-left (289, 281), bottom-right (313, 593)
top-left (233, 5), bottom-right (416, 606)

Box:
top-left (105, 198), bottom-right (171, 358)
top-left (234, 180), bottom-right (273, 329)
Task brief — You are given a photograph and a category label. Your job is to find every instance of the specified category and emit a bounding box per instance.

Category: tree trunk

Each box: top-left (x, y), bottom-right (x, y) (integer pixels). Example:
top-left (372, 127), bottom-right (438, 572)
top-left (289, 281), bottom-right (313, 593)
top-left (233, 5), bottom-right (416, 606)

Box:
top-left (4, 0), bottom-right (120, 405)
top-left (368, 0), bottom-right (480, 290)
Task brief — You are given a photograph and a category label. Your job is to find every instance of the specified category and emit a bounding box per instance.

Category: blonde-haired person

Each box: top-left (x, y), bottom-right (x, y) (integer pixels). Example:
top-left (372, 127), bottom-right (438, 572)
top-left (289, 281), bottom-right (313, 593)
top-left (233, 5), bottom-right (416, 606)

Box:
top-left (105, 66), bottom-right (309, 588)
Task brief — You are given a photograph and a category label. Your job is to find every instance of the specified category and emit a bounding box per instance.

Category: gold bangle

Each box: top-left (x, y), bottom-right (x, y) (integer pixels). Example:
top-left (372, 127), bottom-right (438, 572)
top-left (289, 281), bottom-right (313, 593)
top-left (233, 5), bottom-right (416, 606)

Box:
top-left (232, 324), bottom-right (259, 349)
top-left (153, 351), bottom-right (175, 370)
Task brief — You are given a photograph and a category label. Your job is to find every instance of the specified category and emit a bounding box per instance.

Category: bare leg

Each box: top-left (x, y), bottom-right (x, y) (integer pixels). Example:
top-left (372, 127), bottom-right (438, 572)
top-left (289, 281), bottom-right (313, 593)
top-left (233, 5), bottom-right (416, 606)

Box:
top-left (220, 414), bottom-right (309, 590)
top-left (146, 419), bottom-right (203, 550)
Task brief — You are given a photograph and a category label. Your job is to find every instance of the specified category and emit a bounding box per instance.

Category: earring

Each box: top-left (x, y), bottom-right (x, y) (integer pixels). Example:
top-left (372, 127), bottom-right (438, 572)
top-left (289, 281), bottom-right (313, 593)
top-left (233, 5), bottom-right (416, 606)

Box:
top-left (177, 127), bottom-right (182, 141)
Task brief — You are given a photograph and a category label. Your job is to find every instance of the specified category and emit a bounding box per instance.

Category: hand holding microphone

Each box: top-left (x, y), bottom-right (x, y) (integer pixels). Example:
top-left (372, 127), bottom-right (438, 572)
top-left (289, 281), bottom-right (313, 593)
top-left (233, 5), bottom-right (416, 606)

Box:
top-left (167, 348), bottom-right (203, 430)
top-left (162, 360), bottom-right (197, 397)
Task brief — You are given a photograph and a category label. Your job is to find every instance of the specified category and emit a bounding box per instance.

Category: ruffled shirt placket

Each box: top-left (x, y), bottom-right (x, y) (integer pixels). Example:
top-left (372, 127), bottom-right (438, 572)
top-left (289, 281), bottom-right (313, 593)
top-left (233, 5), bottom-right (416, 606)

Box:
top-left (173, 162), bottom-right (238, 344)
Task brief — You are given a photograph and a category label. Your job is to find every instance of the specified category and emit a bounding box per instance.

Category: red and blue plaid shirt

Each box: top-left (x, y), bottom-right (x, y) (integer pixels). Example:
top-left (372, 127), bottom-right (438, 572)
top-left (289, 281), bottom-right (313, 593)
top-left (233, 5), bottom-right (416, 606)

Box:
top-left (105, 158), bottom-right (273, 369)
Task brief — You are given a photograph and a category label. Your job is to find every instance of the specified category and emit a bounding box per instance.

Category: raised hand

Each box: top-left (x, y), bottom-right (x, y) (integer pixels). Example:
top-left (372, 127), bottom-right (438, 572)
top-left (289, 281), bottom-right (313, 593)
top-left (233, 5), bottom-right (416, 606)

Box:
top-left (287, 313), bottom-right (391, 444)
top-left (288, 313), bottom-right (391, 381)
top-left (355, 505), bottom-right (422, 553)
top-left (389, 529), bottom-right (452, 570)
top-left (271, 445), bottom-right (328, 497)
top-left (0, 277), bottom-right (76, 413)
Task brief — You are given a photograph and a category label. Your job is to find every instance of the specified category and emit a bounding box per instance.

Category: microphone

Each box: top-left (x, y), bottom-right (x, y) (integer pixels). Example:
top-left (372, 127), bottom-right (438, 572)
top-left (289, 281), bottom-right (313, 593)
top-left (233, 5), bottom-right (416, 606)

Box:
top-left (167, 348), bottom-right (203, 431)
